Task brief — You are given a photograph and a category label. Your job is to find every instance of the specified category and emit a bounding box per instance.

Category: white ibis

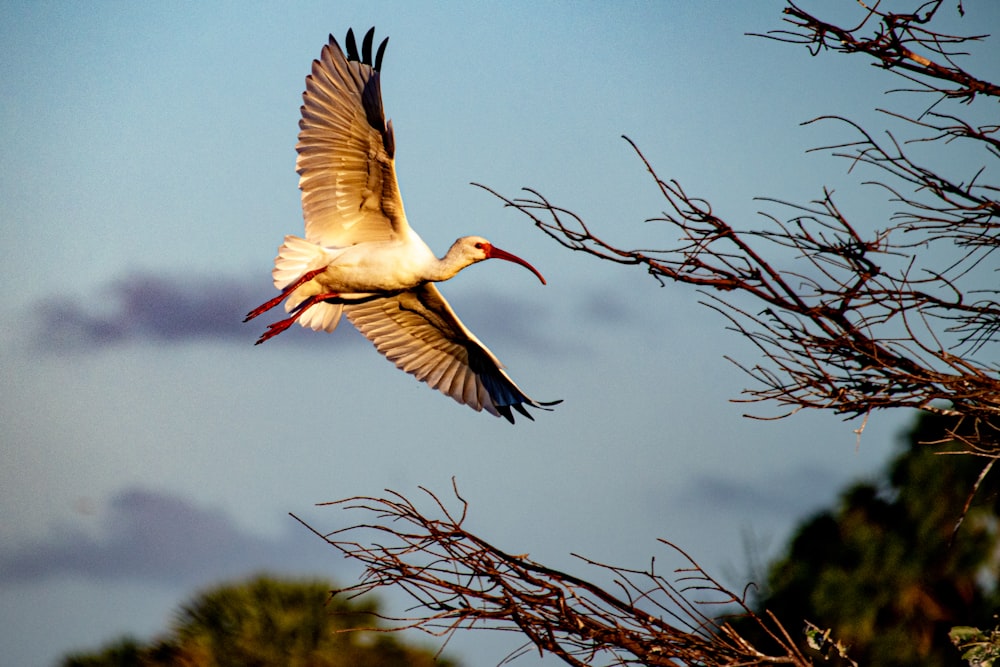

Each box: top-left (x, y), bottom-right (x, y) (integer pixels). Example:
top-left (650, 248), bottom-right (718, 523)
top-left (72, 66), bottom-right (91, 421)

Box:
top-left (246, 28), bottom-right (559, 423)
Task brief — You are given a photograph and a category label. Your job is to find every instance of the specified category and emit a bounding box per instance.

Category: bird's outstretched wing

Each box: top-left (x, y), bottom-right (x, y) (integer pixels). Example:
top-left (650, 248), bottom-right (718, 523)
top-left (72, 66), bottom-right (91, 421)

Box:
top-left (297, 28), bottom-right (407, 247)
top-left (344, 284), bottom-right (559, 423)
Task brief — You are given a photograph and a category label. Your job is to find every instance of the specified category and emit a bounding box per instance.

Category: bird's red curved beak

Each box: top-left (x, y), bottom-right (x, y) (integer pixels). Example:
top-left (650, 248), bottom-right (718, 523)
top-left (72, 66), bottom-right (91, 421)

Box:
top-left (485, 244), bottom-right (547, 285)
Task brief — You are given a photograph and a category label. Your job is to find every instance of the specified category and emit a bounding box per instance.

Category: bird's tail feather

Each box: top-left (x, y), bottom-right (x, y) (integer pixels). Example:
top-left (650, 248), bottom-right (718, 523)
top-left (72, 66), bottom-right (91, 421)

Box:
top-left (296, 300), bottom-right (344, 333)
top-left (272, 235), bottom-right (343, 333)
top-left (273, 235), bottom-right (328, 289)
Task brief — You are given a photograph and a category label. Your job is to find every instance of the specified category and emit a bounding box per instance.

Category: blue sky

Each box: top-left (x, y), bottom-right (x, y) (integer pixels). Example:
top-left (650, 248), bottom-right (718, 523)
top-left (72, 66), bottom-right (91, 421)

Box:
top-left (3, 2), bottom-right (997, 665)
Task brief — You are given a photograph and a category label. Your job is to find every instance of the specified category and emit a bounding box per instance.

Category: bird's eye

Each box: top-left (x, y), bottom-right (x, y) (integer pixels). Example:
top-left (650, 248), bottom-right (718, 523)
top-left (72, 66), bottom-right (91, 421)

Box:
top-left (474, 242), bottom-right (484, 249)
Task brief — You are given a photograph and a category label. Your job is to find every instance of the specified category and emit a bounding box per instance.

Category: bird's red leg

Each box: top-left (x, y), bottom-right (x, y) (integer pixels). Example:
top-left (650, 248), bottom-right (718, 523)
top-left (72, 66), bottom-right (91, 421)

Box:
top-left (253, 292), bottom-right (340, 345)
top-left (243, 267), bottom-right (327, 322)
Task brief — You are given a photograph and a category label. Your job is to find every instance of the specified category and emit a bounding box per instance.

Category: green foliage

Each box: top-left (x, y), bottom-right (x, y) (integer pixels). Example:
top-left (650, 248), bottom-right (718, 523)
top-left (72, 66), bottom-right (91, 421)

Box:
top-left (803, 621), bottom-right (857, 666)
top-left (951, 625), bottom-right (1000, 667)
top-left (61, 638), bottom-right (145, 667)
top-left (61, 575), bottom-right (457, 667)
top-left (751, 413), bottom-right (1000, 667)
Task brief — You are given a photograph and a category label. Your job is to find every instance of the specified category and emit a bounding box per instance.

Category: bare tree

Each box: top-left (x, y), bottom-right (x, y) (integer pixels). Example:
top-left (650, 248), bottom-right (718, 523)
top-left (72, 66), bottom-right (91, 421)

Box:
top-left (304, 3), bottom-right (997, 665)
top-left (477, 0), bottom-right (998, 455)
top-left (293, 483), bottom-right (812, 666)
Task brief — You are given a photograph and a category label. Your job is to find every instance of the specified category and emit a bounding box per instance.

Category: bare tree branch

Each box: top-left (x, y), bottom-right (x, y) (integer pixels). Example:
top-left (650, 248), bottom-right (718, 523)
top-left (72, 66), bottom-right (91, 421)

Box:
top-left (293, 482), bottom-right (814, 667)
top-left (475, 0), bottom-right (999, 455)
top-left (752, 0), bottom-right (1000, 104)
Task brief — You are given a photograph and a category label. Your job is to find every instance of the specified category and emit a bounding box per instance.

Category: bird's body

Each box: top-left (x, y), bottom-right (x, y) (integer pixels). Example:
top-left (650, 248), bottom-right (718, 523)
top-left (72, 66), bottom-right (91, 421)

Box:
top-left (246, 28), bottom-right (558, 422)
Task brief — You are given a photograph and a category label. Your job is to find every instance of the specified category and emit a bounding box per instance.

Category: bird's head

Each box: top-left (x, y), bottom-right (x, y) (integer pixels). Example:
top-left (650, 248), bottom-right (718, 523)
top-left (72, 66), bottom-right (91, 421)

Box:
top-left (456, 236), bottom-right (547, 284)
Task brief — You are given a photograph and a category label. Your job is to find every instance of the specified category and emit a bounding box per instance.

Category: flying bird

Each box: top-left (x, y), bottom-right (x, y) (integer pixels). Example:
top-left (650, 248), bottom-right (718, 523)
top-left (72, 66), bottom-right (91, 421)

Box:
top-left (246, 28), bottom-right (559, 423)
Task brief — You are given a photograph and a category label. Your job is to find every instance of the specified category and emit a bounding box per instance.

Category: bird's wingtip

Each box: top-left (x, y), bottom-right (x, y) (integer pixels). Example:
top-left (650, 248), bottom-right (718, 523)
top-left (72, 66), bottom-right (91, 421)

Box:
top-left (496, 405), bottom-right (516, 424)
top-left (340, 27), bottom-right (388, 72)
top-left (492, 397), bottom-right (561, 424)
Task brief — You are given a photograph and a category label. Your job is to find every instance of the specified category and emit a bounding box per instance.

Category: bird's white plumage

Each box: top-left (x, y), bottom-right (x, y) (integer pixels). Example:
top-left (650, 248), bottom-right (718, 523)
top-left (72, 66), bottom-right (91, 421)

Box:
top-left (345, 284), bottom-right (523, 417)
top-left (248, 29), bottom-right (557, 422)
top-left (296, 34), bottom-right (406, 247)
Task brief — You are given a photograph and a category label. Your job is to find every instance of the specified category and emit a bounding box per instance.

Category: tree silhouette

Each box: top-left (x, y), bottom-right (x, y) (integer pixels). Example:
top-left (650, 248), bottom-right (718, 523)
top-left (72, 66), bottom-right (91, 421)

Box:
top-left (61, 575), bottom-right (458, 667)
top-left (743, 412), bottom-right (1000, 666)
top-left (294, 485), bottom-right (812, 666)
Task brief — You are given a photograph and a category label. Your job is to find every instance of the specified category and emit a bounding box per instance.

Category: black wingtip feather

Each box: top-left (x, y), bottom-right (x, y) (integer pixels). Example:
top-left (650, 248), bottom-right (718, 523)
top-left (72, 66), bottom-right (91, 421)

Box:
top-left (513, 403), bottom-right (535, 421)
top-left (345, 28), bottom-right (359, 62)
top-left (496, 405), bottom-right (515, 424)
top-left (362, 27), bottom-right (375, 66)
top-left (338, 28), bottom-right (388, 72)
top-left (374, 37), bottom-right (389, 72)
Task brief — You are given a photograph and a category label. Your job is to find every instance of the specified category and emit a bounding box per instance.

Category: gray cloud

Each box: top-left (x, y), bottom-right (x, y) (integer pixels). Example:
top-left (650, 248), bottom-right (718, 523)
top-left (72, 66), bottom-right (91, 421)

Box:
top-left (0, 488), bottom-right (336, 586)
top-left (30, 270), bottom-right (574, 354)
top-left (442, 285), bottom-right (567, 356)
top-left (578, 286), bottom-right (644, 328)
top-left (672, 465), bottom-right (843, 519)
top-left (35, 273), bottom-right (266, 349)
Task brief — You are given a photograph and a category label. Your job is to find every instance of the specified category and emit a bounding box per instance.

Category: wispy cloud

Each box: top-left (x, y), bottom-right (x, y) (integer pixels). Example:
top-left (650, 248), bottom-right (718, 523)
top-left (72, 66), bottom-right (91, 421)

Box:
top-left (577, 286), bottom-right (644, 328)
top-left (0, 488), bottom-right (334, 586)
top-left (672, 465), bottom-right (842, 520)
top-left (34, 273), bottom-right (266, 349)
top-left (29, 270), bottom-right (576, 354)
top-left (442, 285), bottom-right (568, 355)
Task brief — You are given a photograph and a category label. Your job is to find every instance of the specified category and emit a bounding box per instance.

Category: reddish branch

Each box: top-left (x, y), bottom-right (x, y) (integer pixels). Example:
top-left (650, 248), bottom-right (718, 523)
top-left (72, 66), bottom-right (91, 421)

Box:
top-left (755, 0), bottom-right (1000, 102)
top-left (476, 0), bottom-right (999, 455)
top-left (292, 483), bottom-right (812, 666)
